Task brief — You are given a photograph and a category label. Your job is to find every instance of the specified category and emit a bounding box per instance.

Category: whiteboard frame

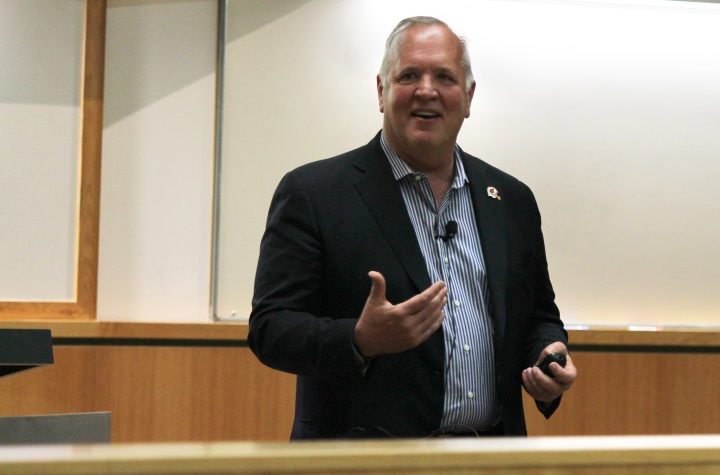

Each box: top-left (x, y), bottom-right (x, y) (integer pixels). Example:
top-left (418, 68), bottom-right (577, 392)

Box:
top-left (0, 0), bottom-right (105, 321)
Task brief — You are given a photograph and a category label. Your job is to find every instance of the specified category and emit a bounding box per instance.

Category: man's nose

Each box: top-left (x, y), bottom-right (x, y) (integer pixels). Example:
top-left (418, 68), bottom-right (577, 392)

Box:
top-left (415, 75), bottom-right (438, 100)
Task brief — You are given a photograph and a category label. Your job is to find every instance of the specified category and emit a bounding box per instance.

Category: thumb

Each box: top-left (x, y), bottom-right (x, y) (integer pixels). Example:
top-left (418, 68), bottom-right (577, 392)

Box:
top-left (367, 271), bottom-right (387, 304)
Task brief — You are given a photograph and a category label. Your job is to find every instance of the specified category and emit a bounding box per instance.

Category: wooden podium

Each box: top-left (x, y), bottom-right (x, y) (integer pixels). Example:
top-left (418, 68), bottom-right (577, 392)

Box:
top-left (0, 328), bottom-right (110, 444)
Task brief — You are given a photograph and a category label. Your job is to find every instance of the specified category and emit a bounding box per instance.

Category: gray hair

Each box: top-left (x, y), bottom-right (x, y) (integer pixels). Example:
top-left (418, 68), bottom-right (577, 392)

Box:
top-left (378, 16), bottom-right (474, 91)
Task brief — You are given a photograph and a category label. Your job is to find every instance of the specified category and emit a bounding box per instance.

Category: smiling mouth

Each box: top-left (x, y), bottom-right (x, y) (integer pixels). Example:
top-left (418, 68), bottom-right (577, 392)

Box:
top-left (411, 111), bottom-right (441, 120)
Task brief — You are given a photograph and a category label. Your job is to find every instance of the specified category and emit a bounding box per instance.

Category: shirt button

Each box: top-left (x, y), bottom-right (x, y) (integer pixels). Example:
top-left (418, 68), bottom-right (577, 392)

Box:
top-left (444, 257), bottom-right (449, 264)
top-left (454, 300), bottom-right (461, 308)
top-left (463, 344), bottom-right (471, 352)
top-left (468, 391), bottom-right (475, 399)
top-left (414, 174), bottom-right (423, 181)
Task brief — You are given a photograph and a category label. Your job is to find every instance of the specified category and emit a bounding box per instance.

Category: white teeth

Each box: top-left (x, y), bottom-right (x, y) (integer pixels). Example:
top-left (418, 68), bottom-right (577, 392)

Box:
top-left (414, 111), bottom-right (439, 118)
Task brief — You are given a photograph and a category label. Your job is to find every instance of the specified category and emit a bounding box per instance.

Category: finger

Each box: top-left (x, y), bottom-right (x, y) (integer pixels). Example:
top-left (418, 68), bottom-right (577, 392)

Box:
top-left (398, 287), bottom-right (447, 346)
top-left (536, 342), bottom-right (568, 365)
top-left (522, 368), bottom-right (543, 397)
top-left (398, 281), bottom-right (447, 315)
top-left (523, 367), bottom-right (543, 392)
top-left (412, 299), bottom-right (447, 339)
top-left (547, 363), bottom-right (571, 388)
top-left (398, 289), bottom-right (446, 341)
top-left (524, 367), bottom-right (562, 401)
top-left (428, 309), bottom-right (445, 334)
top-left (551, 362), bottom-right (577, 388)
top-left (366, 271), bottom-right (387, 304)
top-left (417, 284), bottom-right (448, 314)
top-left (412, 288), bottom-right (447, 329)
top-left (417, 308), bottom-right (446, 346)
top-left (538, 364), bottom-right (573, 394)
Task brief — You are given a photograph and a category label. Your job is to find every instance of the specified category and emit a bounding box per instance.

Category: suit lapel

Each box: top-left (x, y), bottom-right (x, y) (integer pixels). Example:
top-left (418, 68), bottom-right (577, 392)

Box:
top-left (462, 153), bottom-right (508, 349)
top-left (349, 137), bottom-right (507, 351)
top-left (351, 136), bottom-right (431, 293)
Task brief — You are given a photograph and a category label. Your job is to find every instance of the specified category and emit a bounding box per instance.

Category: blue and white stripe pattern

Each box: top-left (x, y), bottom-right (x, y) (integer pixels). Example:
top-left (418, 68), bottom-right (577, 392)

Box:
top-left (380, 133), bottom-right (499, 431)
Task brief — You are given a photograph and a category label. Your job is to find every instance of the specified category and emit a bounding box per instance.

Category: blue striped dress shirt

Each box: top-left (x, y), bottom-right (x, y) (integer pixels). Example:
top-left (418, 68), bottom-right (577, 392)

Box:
top-left (380, 133), bottom-right (499, 431)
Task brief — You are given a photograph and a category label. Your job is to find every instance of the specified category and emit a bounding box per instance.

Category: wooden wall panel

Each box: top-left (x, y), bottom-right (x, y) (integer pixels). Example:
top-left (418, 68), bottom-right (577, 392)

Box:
top-left (5, 346), bottom-right (719, 442)
top-left (524, 351), bottom-right (720, 436)
top-left (0, 344), bottom-right (296, 442)
top-left (2, 323), bottom-right (719, 442)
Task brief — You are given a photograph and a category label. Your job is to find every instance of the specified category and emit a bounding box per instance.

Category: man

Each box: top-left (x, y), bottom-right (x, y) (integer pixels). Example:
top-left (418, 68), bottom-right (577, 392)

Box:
top-left (249, 16), bottom-right (576, 439)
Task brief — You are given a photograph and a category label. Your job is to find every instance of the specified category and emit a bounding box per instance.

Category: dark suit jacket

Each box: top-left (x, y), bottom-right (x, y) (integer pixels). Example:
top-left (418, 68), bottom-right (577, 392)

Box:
top-left (249, 132), bottom-right (567, 439)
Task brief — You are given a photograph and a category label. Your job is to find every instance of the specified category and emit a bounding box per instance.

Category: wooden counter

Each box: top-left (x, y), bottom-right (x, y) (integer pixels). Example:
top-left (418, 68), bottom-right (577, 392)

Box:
top-left (2, 435), bottom-right (720, 474)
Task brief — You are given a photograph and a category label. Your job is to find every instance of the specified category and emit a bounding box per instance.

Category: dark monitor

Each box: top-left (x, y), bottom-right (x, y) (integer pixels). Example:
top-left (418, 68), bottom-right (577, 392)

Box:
top-left (0, 411), bottom-right (111, 445)
top-left (0, 329), bottom-right (53, 378)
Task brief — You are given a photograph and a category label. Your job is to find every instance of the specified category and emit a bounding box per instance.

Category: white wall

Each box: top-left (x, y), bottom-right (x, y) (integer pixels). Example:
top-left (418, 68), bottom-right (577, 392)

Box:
top-left (216, 0), bottom-right (720, 327)
top-left (98, 0), bottom-right (216, 322)
top-left (5, 0), bottom-right (719, 326)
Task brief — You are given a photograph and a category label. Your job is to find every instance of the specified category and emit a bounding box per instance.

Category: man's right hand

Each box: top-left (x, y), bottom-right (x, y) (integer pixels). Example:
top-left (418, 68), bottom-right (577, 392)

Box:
top-left (353, 271), bottom-right (447, 358)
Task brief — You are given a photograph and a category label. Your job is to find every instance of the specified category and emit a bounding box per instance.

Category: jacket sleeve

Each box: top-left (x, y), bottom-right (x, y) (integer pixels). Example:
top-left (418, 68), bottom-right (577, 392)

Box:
top-left (525, 211), bottom-right (567, 363)
top-left (523, 190), bottom-right (568, 418)
top-left (248, 171), bottom-right (361, 377)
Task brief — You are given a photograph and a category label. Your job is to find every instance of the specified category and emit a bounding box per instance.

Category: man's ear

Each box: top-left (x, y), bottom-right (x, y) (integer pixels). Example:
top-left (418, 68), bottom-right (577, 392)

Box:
top-left (465, 80), bottom-right (476, 118)
top-left (376, 75), bottom-right (384, 113)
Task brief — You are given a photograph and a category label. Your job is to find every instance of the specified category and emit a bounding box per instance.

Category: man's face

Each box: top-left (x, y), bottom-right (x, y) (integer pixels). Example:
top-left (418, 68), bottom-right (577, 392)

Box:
top-left (378, 24), bottom-right (475, 161)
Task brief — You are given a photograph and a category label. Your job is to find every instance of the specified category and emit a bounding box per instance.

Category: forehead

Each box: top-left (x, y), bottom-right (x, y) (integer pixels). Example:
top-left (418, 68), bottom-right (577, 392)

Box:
top-left (394, 24), bottom-right (463, 68)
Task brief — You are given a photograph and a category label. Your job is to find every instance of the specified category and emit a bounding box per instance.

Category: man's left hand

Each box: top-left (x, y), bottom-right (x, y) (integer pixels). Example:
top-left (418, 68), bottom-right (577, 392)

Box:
top-left (521, 342), bottom-right (577, 402)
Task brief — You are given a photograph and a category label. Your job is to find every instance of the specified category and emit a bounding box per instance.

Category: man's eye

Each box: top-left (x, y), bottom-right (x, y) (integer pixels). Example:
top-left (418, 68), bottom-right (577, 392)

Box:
top-left (438, 74), bottom-right (457, 85)
top-left (398, 72), bottom-right (417, 82)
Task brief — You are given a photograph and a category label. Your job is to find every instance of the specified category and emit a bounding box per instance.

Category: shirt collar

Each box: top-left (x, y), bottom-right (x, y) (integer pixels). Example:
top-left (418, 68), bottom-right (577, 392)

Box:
top-left (379, 131), bottom-right (468, 190)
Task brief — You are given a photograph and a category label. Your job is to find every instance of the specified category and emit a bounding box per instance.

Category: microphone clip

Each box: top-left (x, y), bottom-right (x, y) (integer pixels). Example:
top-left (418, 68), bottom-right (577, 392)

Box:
top-left (435, 220), bottom-right (458, 243)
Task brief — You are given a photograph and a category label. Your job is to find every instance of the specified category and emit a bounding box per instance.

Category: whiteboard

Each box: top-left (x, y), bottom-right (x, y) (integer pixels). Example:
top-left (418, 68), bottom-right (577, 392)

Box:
top-left (0, 0), bottom-right (84, 301)
top-left (216, 0), bottom-right (720, 327)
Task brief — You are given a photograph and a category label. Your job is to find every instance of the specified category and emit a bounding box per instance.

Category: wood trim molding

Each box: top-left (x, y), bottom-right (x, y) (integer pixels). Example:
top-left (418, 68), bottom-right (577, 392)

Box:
top-left (1, 321), bottom-right (719, 347)
top-left (0, 0), bottom-right (106, 321)
top-left (0, 320), bottom-right (249, 341)
top-left (3, 436), bottom-right (720, 474)
top-left (568, 327), bottom-right (720, 348)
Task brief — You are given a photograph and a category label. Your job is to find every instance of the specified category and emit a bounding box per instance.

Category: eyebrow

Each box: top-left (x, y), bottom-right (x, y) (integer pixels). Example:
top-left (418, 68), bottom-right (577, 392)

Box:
top-left (396, 65), bottom-right (458, 76)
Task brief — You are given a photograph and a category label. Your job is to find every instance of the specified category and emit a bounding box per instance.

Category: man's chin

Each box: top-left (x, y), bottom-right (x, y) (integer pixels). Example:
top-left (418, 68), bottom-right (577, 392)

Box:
top-left (405, 132), bottom-right (449, 151)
